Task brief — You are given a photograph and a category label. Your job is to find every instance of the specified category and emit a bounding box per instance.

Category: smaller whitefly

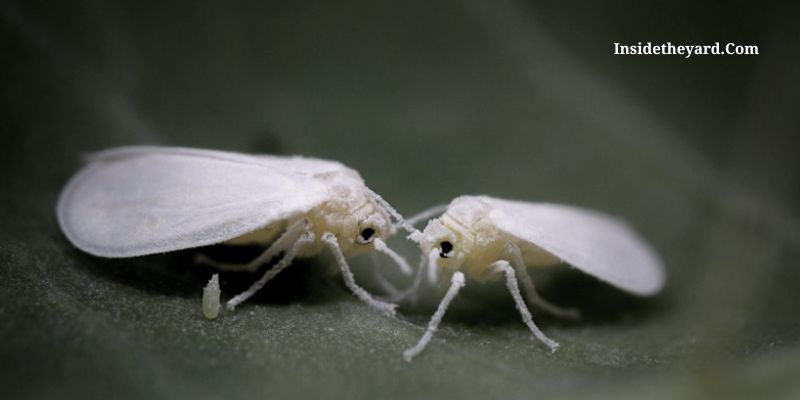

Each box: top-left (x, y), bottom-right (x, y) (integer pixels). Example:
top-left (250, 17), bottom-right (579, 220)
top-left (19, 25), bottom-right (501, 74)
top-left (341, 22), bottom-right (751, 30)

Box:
top-left (202, 274), bottom-right (221, 320)
top-left (402, 195), bottom-right (665, 361)
top-left (57, 146), bottom-right (416, 317)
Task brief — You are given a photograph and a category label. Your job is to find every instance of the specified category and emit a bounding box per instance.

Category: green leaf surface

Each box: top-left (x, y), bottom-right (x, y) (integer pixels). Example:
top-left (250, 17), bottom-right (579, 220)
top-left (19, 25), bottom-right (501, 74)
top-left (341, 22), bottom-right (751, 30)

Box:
top-left (2, 1), bottom-right (799, 399)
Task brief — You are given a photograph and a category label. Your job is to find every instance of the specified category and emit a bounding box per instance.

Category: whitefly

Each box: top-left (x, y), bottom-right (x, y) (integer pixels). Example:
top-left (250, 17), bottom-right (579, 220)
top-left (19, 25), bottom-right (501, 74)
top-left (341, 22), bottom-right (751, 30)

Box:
top-left (401, 195), bottom-right (665, 361)
top-left (57, 146), bottom-right (416, 317)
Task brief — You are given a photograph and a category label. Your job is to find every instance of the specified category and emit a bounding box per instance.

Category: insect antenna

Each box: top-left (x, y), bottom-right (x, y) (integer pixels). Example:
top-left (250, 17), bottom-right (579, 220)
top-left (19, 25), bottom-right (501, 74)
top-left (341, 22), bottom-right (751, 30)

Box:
top-left (365, 188), bottom-right (418, 236)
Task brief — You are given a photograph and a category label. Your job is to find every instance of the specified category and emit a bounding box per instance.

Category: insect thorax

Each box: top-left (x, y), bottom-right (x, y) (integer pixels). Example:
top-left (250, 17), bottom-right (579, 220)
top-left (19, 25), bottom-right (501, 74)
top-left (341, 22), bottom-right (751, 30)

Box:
top-left (298, 193), bottom-right (390, 257)
top-left (437, 212), bottom-right (508, 281)
top-left (441, 197), bottom-right (559, 279)
top-left (432, 197), bottom-right (556, 281)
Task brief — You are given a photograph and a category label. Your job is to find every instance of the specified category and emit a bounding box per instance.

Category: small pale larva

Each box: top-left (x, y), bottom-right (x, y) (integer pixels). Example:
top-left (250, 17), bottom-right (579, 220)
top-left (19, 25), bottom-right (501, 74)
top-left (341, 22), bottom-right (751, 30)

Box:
top-left (57, 146), bottom-right (416, 316)
top-left (402, 195), bottom-right (665, 361)
top-left (202, 273), bottom-right (221, 320)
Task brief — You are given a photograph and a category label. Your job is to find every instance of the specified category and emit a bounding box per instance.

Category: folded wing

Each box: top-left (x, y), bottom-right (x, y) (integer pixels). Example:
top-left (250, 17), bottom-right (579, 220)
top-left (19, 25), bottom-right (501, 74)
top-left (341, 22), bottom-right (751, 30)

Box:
top-left (57, 147), bottom-right (331, 257)
top-left (484, 197), bottom-right (665, 296)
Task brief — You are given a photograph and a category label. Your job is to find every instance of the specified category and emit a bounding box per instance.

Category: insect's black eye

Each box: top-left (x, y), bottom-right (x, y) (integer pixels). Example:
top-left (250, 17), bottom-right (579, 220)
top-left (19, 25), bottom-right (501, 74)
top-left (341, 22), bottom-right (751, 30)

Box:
top-left (439, 241), bottom-right (453, 258)
top-left (357, 227), bottom-right (376, 244)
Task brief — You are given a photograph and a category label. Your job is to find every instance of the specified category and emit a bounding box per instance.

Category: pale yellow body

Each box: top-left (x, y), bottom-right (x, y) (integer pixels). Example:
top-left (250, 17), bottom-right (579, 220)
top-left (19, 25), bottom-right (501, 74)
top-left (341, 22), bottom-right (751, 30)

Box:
top-left (198, 166), bottom-right (403, 317)
top-left (226, 194), bottom-right (392, 259)
top-left (419, 198), bottom-right (559, 282)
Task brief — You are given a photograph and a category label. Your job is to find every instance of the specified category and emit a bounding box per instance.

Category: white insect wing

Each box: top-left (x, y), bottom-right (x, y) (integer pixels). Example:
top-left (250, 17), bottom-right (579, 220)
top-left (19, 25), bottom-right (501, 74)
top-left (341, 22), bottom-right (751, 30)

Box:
top-left (483, 196), bottom-right (665, 296)
top-left (58, 147), bottom-right (332, 257)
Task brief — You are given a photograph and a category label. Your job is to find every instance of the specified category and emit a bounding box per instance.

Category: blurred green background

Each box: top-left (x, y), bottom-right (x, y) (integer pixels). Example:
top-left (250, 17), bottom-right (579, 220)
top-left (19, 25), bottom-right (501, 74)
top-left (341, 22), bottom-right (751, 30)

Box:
top-left (2, 0), bottom-right (799, 399)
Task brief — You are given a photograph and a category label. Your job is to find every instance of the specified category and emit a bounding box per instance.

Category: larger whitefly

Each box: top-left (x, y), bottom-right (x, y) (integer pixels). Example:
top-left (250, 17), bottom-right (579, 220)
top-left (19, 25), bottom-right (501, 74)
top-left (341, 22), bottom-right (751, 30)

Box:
top-left (57, 146), bottom-right (414, 316)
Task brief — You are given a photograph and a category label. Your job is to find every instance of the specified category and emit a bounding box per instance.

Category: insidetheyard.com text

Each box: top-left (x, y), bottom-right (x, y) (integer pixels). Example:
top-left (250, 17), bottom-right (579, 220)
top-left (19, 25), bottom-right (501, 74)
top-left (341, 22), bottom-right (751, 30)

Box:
top-left (613, 42), bottom-right (758, 58)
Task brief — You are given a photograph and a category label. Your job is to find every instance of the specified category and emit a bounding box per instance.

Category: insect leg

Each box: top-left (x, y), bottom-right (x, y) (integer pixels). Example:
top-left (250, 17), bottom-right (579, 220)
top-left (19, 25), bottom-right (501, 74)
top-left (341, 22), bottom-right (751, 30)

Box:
top-left (403, 271), bottom-right (466, 362)
top-left (373, 238), bottom-right (413, 275)
top-left (400, 252), bottom-right (428, 303)
top-left (377, 252), bottom-right (428, 303)
top-left (492, 260), bottom-right (560, 352)
top-left (226, 231), bottom-right (315, 311)
top-left (427, 248), bottom-right (440, 284)
top-left (321, 233), bottom-right (397, 316)
top-left (195, 219), bottom-right (309, 273)
top-left (506, 244), bottom-right (581, 320)
top-left (369, 252), bottom-right (406, 299)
